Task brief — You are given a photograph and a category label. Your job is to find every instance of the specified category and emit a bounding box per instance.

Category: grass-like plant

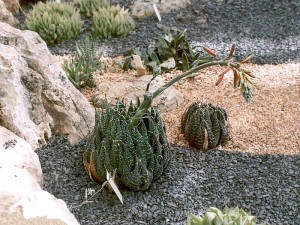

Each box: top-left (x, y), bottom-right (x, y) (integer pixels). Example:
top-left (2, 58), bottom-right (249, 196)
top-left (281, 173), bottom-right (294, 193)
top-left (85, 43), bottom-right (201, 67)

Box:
top-left (91, 5), bottom-right (135, 39)
top-left (63, 36), bottom-right (103, 90)
top-left (25, 1), bottom-right (83, 46)
top-left (73, 0), bottom-right (109, 17)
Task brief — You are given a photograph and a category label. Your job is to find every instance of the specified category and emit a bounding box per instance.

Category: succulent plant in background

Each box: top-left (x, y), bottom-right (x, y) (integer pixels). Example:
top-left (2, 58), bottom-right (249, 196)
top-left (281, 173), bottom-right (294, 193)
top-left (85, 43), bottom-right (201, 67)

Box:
top-left (25, 1), bottom-right (83, 46)
top-left (84, 99), bottom-right (169, 191)
top-left (187, 206), bottom-right (263, 225)
top-left (117, 30), bottom-right (214, 75)
top-left (63, 36), bottom-right (103, 90)
top-left (91, 5), bottom-right (135, 39)
top-left (181, 103), bottom-right (230, 150)
top-left (73, 0), bottom-right (109, 17)
top-left (84, 45), bottom-right (256, 197)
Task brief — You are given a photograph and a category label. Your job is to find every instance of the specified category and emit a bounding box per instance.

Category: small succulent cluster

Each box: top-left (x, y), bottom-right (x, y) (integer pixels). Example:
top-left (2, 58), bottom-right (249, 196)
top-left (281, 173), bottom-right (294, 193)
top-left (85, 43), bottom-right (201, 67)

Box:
top-left (118, 30), bottom-right (214, 74)
top-left (63, 36), bottom-right (104, 90)
top-left (73, 0), bottom-right (109, 17)
top-left (91, 5), bottom-right (135, 39)
top-left (83, 99), bottom-right (170, 191)
top-left (187, 206), bottom-right (263, 225)
top-left (181, 102), bottom-right (230, 150)
top-left (25, 2), bottom-right (83, 46)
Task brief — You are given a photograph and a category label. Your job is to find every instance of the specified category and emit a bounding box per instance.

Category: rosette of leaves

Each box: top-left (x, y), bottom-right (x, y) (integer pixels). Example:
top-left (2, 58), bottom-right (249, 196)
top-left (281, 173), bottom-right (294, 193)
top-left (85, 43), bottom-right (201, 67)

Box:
top-left (25, 2), bottom-right (83, 46)
top-left (117, 30), bottom-right (214, 75)
top-left (63, 36), bottom-right (104, 90)
top-left (181, 102), bottom-right (230, 150)
top-left (91, 5), bottom-right (135, 39)
top-left (187, 206), bottom-right (264, 225)
top-left (73, 0), bottom-right (109, 17)
top-left (83, 99), bottom-right (170, 191)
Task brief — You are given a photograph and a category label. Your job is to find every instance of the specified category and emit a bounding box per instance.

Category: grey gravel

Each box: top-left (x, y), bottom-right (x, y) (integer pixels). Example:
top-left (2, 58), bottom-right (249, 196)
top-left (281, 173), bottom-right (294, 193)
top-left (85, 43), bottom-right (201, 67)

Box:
top-left (46, 0), bottom-right (300, 65)
top-left (36, 136), bottom-right (300, 225)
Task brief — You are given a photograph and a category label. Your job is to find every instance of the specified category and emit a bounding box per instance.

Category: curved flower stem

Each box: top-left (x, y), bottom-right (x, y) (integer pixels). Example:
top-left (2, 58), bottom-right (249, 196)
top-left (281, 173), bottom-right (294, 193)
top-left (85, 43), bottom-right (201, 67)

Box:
top-left (131, 60), bottom-right (229, 126)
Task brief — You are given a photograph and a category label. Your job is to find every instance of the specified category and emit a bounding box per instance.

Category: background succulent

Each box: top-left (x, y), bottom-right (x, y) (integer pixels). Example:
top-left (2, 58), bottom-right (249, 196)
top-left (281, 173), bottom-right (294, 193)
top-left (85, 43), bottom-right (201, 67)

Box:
top-left (83, 99), bottom-right (170, 191)
top-left (73, 0), bottom-right (109, 17)
top-left (181, 102), bottom-right (230, 150)
top-left (117, 30), bottom-right (214, 75)
top-left (25, 1), bottom-right (83, 46)
top-left (91, 5), bottom-right (135, 39)
top-left (63, 36), bottom-right (104, 90)
top-left (187, 206), bottom-right (264, 225)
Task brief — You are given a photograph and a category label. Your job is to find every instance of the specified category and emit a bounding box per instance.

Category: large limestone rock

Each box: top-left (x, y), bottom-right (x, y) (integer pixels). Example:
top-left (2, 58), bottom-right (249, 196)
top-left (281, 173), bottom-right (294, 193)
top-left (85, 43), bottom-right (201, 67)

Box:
top-left (0, 22), bottom-right (95, 149)
top-left (131, 0), bottom-right (191, 19)
top-left (0, 126), bottom-right (79, 225)
top-left (0, 0), bottom-right (19, 26)
top-left (93, 75), bottom-right (184, 113)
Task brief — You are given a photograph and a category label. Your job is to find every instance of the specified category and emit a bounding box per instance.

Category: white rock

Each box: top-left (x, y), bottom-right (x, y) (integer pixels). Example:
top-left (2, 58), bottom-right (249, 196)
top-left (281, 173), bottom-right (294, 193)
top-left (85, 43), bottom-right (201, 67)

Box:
top-left (0, 127), bottom-right (79, 225)
top-left (0, 0), bottom-right (19, 25)
top-left (11, 190), bottom-right (80, 225)
top-left (131, 0), bottom-right (191, 19)
top-left (0, 126), bottom-right (43, 185)
top-left (0, 22), bottom-right (95, 149)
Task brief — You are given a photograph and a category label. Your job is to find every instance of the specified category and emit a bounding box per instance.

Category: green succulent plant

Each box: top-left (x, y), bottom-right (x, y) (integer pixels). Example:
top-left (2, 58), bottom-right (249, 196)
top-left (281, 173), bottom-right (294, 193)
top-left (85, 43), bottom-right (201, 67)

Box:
top-left (117, 30), bottom-right (214, 75)
top-left (84, 45), bottom-right (256, 197)
top-left (181, 102), bottom-right (230, 150)
top-left (84, 99), bottom-right (169, 191)
top-left (25, 1), bottom-right (83, 46)
top-left (187, 206), bottom-right (263, 225)
top-left (91, 5), bottom-right (135, 39)
top-left (63, 36), bottom-right (104, 90)
top-left (73, 0), bottom-right (109, 17)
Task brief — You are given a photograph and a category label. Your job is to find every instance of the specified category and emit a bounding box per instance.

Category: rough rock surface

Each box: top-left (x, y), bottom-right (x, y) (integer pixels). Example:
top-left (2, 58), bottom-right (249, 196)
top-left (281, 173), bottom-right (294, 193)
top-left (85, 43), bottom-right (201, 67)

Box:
top-left (0, 0), bottom-right (18, 26)
top-left (2, 0), bottom-right (19, 13)
top-left (0, 126), bottom-right (79, 225)
top-left (93, 75), bottom-right (184, 113)
top-left (0, 22), bottom-right (95, 149)
top-left (131, 0), bottom-right (191, 19)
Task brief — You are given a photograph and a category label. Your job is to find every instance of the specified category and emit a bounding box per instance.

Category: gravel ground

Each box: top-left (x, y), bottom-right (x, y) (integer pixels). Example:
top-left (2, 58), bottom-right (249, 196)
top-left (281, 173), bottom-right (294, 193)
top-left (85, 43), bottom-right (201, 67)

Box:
top-left (44, 0), bottom-right (300, 65)
top-left (28, 0), bottom-right (300, 224)
top-left (37, 136), bottom-right (300, 225)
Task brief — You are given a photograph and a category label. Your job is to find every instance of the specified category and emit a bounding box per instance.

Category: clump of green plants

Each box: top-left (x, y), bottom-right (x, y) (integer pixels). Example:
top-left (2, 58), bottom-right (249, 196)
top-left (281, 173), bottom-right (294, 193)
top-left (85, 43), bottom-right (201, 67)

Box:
top-left (84, 45), bottom-right (255, 198)
top-left (63, 36), bottom-right (103, 90)
top-left (181, 103), bottom-right (230, 150)
top-left (25, 2), bottom-right (83, 46)
top-left (84, 99), bottom-right (169, 191)
top-left (117, 29), bottom-right (214, 75)
top-left (187, 206), bottom-right (264, 225)
top-left (91, 5), bottom-right (135, 39)
top-left (73, 0), bottom-right (109, 17)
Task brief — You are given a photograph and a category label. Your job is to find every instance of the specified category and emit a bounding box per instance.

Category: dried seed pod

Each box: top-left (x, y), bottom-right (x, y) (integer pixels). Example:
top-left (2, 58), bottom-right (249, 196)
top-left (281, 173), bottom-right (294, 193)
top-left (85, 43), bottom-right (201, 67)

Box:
top-left (215, 74), bottom-right (224, 86)
top-left (228, 44), bottom-right (235, 58)
top-left (233, 69), bottom-right (239, 88)
top-left (203, 47), bottom-right (217, 57)
top-left (240, 55), bottom-right (253, 64)
top-left (244, 71), bottom-right (256, 78)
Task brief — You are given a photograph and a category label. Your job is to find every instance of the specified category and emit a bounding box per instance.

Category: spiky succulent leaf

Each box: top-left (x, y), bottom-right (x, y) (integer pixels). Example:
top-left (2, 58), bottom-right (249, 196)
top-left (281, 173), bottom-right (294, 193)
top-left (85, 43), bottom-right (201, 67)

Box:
top-left (25, 2), bottom-right (83, 45)
top-left (73, 0), bottom-right (109, 17)
top-left (91, 5), bottom-right (134, 39)
top-left (181, 103), bottom-right (230, 150)
top-left (84, 100), bottom-right (169, 191)
top-left (118, 29), bottom-right (215, 74)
